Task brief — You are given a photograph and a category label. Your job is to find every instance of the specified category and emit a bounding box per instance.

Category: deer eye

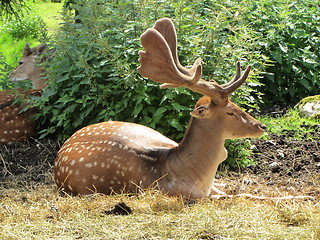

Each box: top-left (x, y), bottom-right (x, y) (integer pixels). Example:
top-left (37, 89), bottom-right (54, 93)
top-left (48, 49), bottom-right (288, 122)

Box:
top-left (226, 112), bottom-right (235, 116)
top-left (19, 61), bottom-right (24, 65)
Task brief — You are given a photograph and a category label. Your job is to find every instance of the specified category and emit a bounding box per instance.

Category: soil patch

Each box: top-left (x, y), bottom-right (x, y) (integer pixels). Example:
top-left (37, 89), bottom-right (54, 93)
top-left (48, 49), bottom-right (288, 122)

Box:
top-left (0, 138), bottom-right (60, 189)
top-left (1, 133), bottom-right (319, 199)
top-left (218, 132), bottom-right (320, 199)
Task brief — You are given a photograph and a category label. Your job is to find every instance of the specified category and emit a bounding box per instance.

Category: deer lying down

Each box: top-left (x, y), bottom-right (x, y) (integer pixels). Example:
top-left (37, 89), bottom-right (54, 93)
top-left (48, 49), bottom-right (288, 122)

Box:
top-left (54, 18), bottom-right (262, 198)
top-left (0, 43), bottom-right (47, 144)
top-left (54, 18), bottom-right (313, 200)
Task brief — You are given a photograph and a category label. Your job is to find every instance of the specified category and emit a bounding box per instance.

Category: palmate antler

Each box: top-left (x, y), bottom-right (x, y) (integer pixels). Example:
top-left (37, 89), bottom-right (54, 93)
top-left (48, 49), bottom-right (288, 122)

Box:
top-left (137, 18), bottom-right (251, 104)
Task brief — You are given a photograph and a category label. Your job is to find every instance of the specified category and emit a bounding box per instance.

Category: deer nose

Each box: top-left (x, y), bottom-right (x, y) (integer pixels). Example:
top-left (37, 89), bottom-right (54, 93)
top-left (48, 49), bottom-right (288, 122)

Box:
top-left (260, 124), bottom-right (267, 131)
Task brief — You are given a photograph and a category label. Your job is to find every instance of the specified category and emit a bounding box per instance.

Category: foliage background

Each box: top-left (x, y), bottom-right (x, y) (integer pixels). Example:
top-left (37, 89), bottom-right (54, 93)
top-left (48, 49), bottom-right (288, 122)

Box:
top-left (36, 0), bottom-right (266, 139)
top-left (246, 0), bottom-right (320, 104)
top-left (0, 0), bottom-right (319, 168)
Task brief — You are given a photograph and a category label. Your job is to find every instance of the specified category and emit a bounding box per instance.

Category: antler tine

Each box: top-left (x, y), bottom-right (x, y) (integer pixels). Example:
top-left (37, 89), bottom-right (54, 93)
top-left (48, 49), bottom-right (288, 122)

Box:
top-left (221, 61), bottom-right (241, 88)
top-left (153, 18), bottom-right (200, 77)
top-left (138, 28), bottom-right (202, 88)
top-left (221, 64), bottom-right (251, 97)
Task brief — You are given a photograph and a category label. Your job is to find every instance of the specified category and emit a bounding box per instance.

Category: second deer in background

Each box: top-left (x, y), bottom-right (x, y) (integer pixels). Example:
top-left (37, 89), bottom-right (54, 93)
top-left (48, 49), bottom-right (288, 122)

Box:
top-left (0, 43), bottom-right (48, 144)
top-left (54, 18), bottom-right (266, 199)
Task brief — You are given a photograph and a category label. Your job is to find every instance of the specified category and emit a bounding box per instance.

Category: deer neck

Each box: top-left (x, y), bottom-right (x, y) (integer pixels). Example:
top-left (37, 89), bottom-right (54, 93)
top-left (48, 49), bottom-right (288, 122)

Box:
top-left (31, 68), bottom-right (47, 90)
top-left (164, 117), bottom-right (228, 197)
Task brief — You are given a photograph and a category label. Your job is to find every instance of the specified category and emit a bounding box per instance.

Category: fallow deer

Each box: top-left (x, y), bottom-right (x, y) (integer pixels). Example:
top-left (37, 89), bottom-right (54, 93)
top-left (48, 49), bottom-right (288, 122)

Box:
top-left (0, 43), bottom-right (47, 144)
top-left (54, 18), bottom-right (266, 199)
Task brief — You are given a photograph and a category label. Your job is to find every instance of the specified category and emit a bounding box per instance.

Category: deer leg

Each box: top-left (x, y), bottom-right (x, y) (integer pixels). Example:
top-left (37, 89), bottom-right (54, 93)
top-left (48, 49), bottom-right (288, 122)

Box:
top-left (210, 184), bottom-right (227, 195)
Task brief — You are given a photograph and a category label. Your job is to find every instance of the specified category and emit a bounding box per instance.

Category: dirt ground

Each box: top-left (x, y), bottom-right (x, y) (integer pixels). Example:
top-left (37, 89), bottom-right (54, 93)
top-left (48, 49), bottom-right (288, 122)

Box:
top-left (0, 130), bottom-right (319, 199)
top-left (218, 131), bottom-right (320, 199)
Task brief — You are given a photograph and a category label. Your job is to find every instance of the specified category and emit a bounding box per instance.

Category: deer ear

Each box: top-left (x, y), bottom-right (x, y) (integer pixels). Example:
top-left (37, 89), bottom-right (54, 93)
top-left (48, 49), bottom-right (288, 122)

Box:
top-left (36, 44), bottom-right (47, 55)
top-left (190, 104), bottom-right (211, 119)
top-left (24, 43), bottom-right (32, 56)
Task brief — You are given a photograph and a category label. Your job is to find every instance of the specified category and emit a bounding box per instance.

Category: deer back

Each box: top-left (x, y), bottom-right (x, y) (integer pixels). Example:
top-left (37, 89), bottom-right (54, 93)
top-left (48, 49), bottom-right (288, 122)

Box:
top-left (0, 89), bottom-right (41, 144)
top-left (54, 121), bottom-right (178, 195)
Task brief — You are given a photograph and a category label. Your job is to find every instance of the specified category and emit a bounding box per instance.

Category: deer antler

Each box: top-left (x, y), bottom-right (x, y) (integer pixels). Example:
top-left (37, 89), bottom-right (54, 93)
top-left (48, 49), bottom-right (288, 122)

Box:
top-left (137, 18), bottom-right (251, 104)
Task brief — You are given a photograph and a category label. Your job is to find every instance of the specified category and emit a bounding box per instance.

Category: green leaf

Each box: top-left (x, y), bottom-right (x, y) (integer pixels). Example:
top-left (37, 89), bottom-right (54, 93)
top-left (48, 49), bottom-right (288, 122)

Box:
top-left (300, 78), bottom-right (310, 90)
top-left (168, 118), bottom-right (183, 131)
top-left (279, 43), bottom-right (287, 53)
top-left (271, 51), bottom-right (282, 64)
top-left (154, 107), bottom-right (167, 117)
top-left (172, 102), bottom-right (191, 112)
top-left (133, 103), bottom-right (143, 117)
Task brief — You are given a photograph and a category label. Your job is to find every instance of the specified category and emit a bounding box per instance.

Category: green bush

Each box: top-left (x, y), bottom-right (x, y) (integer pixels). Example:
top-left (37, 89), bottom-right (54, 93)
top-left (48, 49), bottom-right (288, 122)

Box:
top-left (0, 52), bottom-right (11, 90)
top-left (1, 14), bottom-right (48, 40)
top-left (246, 0), bottom-right (320, 104)
top-left (37, 0), bottom-right (266, 139)
top-left (34, 0), bottom-right (270, 169)
top-left (223, 139), bottom-right (253, 170)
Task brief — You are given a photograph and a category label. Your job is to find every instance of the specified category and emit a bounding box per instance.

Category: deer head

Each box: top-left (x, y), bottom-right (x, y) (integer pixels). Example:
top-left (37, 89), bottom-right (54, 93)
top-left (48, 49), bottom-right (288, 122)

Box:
top-left (138, 18), bottom-right (266, 140)
top-left (10, 43), bottom-right (48, 90)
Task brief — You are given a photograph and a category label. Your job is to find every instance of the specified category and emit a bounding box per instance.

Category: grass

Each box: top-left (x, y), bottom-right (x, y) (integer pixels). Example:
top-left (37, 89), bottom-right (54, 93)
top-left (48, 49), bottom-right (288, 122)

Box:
top-left (26, 0), bottom-right (63, 34)
top-left (0, 33), bottom-right (37, 67)
top-left (259, 109), bottom-right (320, 140)
top-left (1, 1), bottom-right (320, 239)
top-left (1, 182), bottom-right (320, 240)
top-left (0, 0), bottom-right (63, 67)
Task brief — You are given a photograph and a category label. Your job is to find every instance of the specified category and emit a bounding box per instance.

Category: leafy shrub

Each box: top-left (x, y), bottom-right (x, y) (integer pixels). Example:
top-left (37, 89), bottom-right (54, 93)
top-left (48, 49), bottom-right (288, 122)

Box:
top-left (0, 52), bottom-right (11, 90)
top-left (0, 0), bottom-right (27, 18)
top-left (222, 139), bottom-right (253, 170)
top-left (1, 14), bottom-right (48, 40)
top-left (246, 0), bottom-right (320, 105)
top-left (35, 0), bottom-right (269, 169)
top-left (37, 0), bottom-right (266, 138)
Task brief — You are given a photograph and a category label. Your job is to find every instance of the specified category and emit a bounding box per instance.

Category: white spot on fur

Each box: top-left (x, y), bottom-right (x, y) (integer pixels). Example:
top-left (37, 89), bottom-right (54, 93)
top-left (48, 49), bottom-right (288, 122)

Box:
top-left (85, 163), bottom-right (93, 168)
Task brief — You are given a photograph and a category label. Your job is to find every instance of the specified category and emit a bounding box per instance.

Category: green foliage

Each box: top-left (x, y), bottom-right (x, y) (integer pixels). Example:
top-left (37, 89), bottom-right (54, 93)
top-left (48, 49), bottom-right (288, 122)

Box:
top-left (260, 109), bottom-right (320, 140)
top-left (2, 0), bottom-right (318, 169)
top-left (1, 13), bottom-right (48, 40)
top-left (221, 139), bottom-right (254, 170)
top-left (0, 52), bottom-right (11, 90)
top-left (36, 0), bottom-right (266, 143)
top-left (31, 0), bottom-right (271, 169)
top-left (0, 0), bottom-right (27, 18)
top-left (246, 0), bottom-right (320, 104)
